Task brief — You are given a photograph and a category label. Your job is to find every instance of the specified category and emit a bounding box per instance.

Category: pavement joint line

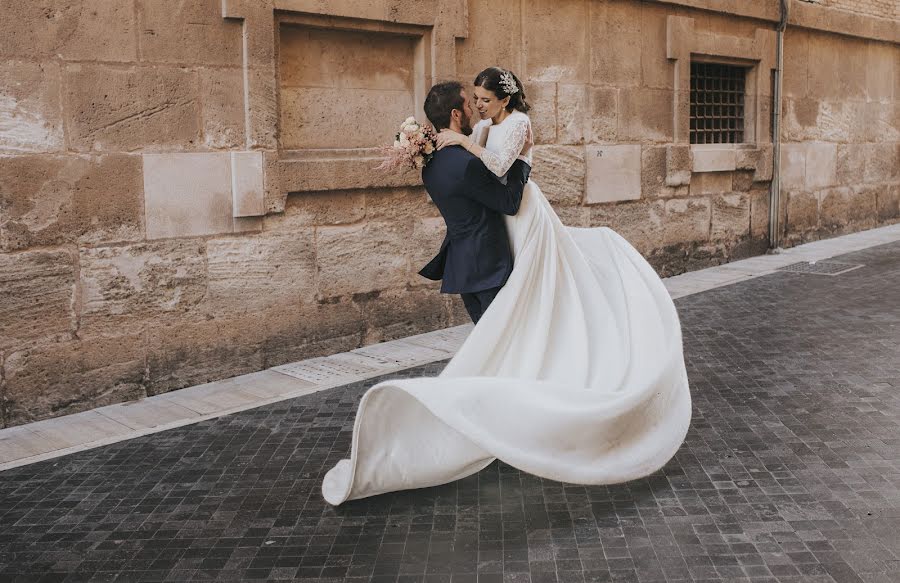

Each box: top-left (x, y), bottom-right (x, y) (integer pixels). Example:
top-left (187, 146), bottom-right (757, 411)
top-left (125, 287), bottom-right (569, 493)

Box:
top-left (1, 222), bottom-right (898, 472)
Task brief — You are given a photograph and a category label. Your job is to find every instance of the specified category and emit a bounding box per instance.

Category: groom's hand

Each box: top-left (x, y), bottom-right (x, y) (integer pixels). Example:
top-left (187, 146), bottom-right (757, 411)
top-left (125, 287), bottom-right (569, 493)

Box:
top-left (437, 129), bottom-right (468, 151)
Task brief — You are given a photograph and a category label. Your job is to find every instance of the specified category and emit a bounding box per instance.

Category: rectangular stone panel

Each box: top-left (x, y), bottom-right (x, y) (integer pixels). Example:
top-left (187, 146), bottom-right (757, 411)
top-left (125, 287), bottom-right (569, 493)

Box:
top-left (0, 60), bottom-right (64, 153)
top-left (279, 25), bottom-right (419, 149)
top-left (530, 146), bottom-right (585, 206)
top-left (0, 249), bottom-right (74, 351)
top-left (523, 0), bottom-right (589, 83)
top-left (455, 0), bottom-right (522, 77)
top-left (143, 152), bottom-right (234, 239)
top-left (231, 151), bottom-right (265, 217)
top-left (316, 222), bottom-right (410, 299)
top-left (136, 0), bottom-right (242, 66)
top-left (585, 145), bottom-right (641, 204)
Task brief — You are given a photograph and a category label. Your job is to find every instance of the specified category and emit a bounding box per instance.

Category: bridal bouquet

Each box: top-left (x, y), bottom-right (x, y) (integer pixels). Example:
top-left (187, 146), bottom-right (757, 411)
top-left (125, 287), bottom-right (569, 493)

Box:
top-left (376, 116), bottom-right (437, 172)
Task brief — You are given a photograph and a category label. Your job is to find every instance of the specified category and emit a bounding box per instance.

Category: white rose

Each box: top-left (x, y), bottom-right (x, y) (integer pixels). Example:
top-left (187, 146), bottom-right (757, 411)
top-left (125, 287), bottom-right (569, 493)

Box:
top-left (404, 116), bottom-right (417, 125)
top-left (393, 140), bottom-right (401, 148)
top-left (399, 133), bottom-right (409, 146)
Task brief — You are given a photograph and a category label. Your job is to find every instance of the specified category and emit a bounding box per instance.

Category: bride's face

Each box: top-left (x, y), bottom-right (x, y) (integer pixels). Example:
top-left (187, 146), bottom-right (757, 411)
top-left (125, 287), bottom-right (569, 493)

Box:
top-left (473, 85), bottom-right (510, 121)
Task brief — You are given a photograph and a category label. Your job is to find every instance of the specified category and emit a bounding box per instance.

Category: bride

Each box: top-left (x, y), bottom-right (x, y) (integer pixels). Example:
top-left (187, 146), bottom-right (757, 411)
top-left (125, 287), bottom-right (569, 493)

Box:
top-left (321, 67), bottom-right (692, 506)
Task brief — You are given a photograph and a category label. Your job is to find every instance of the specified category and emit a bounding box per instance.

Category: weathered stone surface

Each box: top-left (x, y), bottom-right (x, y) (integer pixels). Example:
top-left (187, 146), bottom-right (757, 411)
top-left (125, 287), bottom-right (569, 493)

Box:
top-left (786, 190), bottom-right (819, 232)
top-left (865, 41), bottom-right (894, 102)
top-left (0, 60), bottom-right (64, 153)
top-left (526, 82), bottom-right (557, 144)
top-left (143, 152), bottom-right (234, 239)
top-left (863, 142), bottom-right (900, 184)
top-left (782, 27), bottom-right (809, 98)
top-left (316, 222), bottom-right (411, 298)
top-left (136, 0), bottom-right (242, 66)
top-left (836, 144), bottom-right (867, 185)
top-left (0, 0), bottom-right (137, 61)
top-left (819, 186), bottom-right (875, 229)
top-left (523, 0), bottom-right (589, 83)
top-left (585, 145), bottom-right (641, 204)
top-left (590, 0), bottom-right (642, 87)
top-left (639, 3), bottom-right (674, 90)
top-left (0, 249), bottom-right (74, 350)
top-left (199, 67), bottom-right (245, 149)
top-left (618, 88), bottom-right (673, 142)
top-left (732, 170), bottom-right (755, 192)
top-left (530, 146), bottom-right (585, 205)
top-left (692, 147), bottom-right (738, 173)
top-left (231, 151), bottom-right (265, 217)
top-left (266, 190), bottom-right (366, 230)
top-left (641, 146), bottom-right (667, 197)
top-left (749, 188), bottom-right (771, 238)
top-left (365, 187), bottom-right (440, 223)
top-left (357, 288), bottom-right (447, 345)
top-left (557, 84), bottom-right (589, 145)
top-left (408, 217), bottom-right (447, 286)
top-left (79, 241), bottom-right (208, 332)
top-left (780, 143), bottom-right (806, 190)
top-left (552, 205), bottom-right (590, 227)
top-left (876, 184), bottom-right (900, 221)
top-left (65, 64), bottom-right (201, 152)
top-left (807, 31), bottom-right (866, 102)
top-left (805, 142), bottom-right (838, 190)
top-left (589, 87), bottom-right (618, 143)
top-left (665, 145), bottom-right (692, 187)
top-left (0, 154), bottom-right (143, 251)
top-left (664, 198), bottom-right (711, 246)
top-left (279, 155), bottom-right (421, 193)
top-left (206, 232), bottom-right (317, 311)
top-left (264, 299), bottom-right (365, 368)
top-left (711, 193), bottom-right (750, 240)
top-left (146, 314), bottom-right (266, 395)
top-left (4, 333), bottom-right (145, 424)
top-left (455, 0), bottom-right (521, 76)
top-left (863, 101), bottom-right (900, 144)
top-left (589, 200), bottom-right (666, 254)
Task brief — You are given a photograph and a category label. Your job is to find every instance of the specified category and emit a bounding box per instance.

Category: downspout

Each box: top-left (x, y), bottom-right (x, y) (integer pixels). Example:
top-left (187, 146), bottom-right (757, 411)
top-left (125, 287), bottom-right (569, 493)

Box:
top-left (768, 0), bottom-right (789, 250)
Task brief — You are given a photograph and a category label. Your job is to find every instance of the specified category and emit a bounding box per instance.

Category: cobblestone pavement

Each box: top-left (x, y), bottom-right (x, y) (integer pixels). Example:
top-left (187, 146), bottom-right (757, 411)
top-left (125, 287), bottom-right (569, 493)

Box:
top-left (1, 242), bottom-right (898, 583)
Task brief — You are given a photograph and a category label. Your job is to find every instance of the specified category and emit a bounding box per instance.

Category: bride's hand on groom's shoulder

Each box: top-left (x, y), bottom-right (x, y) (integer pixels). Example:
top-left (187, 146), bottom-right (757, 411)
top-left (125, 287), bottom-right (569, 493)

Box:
top-left (436, 129), bottom-right (468, 151)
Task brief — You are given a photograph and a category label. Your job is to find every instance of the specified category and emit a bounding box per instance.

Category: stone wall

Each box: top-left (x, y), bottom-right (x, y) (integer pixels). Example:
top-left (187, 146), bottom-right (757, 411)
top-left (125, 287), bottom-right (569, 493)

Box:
top-left (805, 0), bottom-right (898, 21)
top-left (0, 0), bottom-right (897, 426)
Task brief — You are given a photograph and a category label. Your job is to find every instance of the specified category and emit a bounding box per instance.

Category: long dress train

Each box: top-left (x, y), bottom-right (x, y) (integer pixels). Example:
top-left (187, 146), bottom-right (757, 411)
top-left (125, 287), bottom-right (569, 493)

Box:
top-left (321, 112), bottom-right (691, 505)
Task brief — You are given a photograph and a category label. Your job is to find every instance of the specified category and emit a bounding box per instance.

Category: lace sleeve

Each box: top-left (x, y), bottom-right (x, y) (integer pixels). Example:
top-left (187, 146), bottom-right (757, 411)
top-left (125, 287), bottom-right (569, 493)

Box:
top-left (480, 116), bottom-right (529, 177)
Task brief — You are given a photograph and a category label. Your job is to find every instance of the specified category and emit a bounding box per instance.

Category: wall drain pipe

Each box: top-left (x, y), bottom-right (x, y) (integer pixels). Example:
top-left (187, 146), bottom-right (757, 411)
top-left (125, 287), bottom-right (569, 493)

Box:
top-left (768, 0), bottom-right (790, 251)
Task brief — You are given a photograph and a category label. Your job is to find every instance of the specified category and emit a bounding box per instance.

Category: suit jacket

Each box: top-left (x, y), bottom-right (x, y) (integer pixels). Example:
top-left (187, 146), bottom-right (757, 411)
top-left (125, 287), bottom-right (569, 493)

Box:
top-left (419, 146), bottom-right (531, 294)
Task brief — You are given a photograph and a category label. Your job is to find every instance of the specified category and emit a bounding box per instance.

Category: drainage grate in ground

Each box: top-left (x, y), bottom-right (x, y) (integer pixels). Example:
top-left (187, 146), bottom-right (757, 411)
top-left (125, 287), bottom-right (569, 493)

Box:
top-left (777, 260), bottom-right (865, 276)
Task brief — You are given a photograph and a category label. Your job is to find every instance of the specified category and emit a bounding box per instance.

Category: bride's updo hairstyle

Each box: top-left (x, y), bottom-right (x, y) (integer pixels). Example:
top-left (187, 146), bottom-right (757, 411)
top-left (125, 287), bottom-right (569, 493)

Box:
top-left (474, 67), bottom-right (531, 114)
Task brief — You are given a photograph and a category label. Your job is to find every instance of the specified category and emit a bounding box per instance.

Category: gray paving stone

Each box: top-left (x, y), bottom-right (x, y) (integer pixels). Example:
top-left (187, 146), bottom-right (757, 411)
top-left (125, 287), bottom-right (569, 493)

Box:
top-left (0, 242), bottom-right (898, 583)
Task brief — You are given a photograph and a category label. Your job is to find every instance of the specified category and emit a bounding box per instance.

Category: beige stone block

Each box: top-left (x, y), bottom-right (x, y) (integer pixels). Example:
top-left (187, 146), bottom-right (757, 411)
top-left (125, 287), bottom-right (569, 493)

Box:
top-left (526, 82), bottom-right (557, 144)
top-left (786, 190), bottom-right (818, 232)
top-left (863, 101), bottom-right (900, 143)
top-left (4, 334), bottom-right (145, 424)
top-left (692, 147), bottom-right (737, 173)
top-left (876, 184), bottom-right (899, 221)
top-left (558, 84), bottom-right (589, 145)
top-left (199, 67), bottom-right (246, 149)
top-left (732, 170), bottom-right (755, 192)
top-left (281, 87), bottom-right (415, 150)
top-left (819, 186), bottom-right (872, 229)
top-left (836, 144), bottom-right (867, 185)
top-left (408, 216), bottom-right (447, 285)
top-left (79, 241), bottom-right (207, 329)
top-left (690, 171), bottom-right (733, 195)
top-left (584, 145), bottom-right (640, 204)
top-left (0, 249), bottom-right (74, 350)
top-left (804, 142), bottom-right (837, 190)
top-left (664, 198), bottom-right (711, 246)
top-left (0, 154), bottom-right (144, 251)
top-left (589, 87), bottom-right (618, 143)
top-left (523, 0), bottom-right (589, 83)
top-left (146, 314), bottom-right (266, 395)
top-left (365, 187), bottom-right (439, 223)
top-left (0, 60), bottom-right (64, 153)
top-left (863, 143), bottom-right (900, 184)
top-left (136, 0), bottom-right (241, 66)
top-left (618, 88), bottom-right (673, 142)
top-left (711, 193), bottom-right (750, 240)
top-left (278, 154), bottom-right (421, 193)
top-left (590, 0), bottom-right (642, 87)
top-left (780, 143), bottom-right (806, 190)
top-left (641, 145), bottom-right (667, 197)
top-left (530, 146), bottom-right (585, 206)
top-left (206, 232), bottom-right (317, 311)
top-left (265, 190), bottom-right (366, 230)
top-left (0, 0), bottom-right (137, 61)
top-left (316, 222), bottom-right (411, 298)
top-left (455, 0), bottom-right (522, 76)
top-left (749, 188), bottom-right (770, 238)
top-left (143, 152), bottom-right (234, 239)
top-left (665, 145), bottom-right (692, 187)
top-left (65, 64), bottom-right (201, 152)
top-left (589, 199), bottom-right (666, 254)
top-left (358, 288), bottom-right (447, 345)
top-left (264, 300), bottom-right (365, 368)
top-left (231, 151), bottom-right (265, 217)
top-left (783, 28), bottom-right (809, 98)
top-left (640, 3), bottom-right (674, 90)
top-left (866, 42), bottom-right (895, 102)
top-left (553, 205), bottom-right (590, 227)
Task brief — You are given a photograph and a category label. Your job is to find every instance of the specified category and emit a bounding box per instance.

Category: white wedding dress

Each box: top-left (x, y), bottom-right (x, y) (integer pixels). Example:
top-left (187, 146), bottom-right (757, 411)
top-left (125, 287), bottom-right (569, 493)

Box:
top-left (322, 111), bottom-right (691, 505)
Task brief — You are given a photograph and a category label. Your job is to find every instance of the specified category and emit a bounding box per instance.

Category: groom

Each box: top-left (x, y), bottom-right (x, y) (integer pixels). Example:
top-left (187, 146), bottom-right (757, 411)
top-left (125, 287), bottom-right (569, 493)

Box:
top-left (418, 81), bottom-right (531, 324)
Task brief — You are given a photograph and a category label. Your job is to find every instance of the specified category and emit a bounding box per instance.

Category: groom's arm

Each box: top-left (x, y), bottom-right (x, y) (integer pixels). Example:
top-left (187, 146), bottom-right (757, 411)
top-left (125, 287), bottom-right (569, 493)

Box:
top-left (462, 158), bottom-right (531, 216)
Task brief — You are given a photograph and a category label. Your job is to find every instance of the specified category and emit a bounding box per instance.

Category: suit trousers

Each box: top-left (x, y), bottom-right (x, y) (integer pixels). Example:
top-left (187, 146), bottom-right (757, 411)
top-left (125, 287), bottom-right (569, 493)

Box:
top-left (460, 286), bottom-right (502, 324)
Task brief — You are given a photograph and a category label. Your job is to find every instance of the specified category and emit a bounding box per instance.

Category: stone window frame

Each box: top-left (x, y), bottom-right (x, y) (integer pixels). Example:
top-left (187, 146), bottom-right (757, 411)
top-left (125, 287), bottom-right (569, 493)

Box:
top-left (667, 15), bottom-right (776, 174)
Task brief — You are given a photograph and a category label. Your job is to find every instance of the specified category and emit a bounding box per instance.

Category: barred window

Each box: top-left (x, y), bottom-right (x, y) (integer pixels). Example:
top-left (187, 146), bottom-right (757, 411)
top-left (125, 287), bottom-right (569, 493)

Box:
top-left (690, 62), bottom-right (747, 144)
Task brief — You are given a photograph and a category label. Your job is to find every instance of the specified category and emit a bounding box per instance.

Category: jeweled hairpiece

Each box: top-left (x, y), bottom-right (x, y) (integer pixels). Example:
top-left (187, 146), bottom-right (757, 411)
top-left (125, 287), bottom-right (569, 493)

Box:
top-left (499, 70), bottom-right (519, 95)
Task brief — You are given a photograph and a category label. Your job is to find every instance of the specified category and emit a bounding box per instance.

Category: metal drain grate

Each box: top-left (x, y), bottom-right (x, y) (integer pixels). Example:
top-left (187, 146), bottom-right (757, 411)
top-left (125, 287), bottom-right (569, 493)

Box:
top-left (776, 261), bottom-right (864, 276)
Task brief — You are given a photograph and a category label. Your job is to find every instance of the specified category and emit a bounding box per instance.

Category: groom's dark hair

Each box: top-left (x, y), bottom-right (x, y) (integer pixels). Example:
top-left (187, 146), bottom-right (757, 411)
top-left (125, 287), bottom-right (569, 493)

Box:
top-left (424, 81), bottom-right (465, 131)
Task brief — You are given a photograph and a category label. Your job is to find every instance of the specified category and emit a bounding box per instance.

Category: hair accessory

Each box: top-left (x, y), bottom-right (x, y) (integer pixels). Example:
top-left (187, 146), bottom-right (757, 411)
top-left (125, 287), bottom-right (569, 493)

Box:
top-left (499, 70), bottom-right (519, 95)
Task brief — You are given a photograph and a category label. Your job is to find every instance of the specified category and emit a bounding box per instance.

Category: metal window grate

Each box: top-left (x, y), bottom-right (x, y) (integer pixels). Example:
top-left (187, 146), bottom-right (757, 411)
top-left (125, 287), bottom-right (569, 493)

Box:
top-left (776, 261), bottom-right (864, 276)
top-left (690, 62), bottom-right (747, 144)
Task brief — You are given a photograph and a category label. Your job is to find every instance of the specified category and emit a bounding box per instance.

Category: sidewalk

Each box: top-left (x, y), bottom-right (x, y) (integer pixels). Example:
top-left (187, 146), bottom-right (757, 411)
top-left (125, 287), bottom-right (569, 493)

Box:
top-left (0, 224), bottom-right (898, 583)
top-left (2, 223), bottom-right (898, 473)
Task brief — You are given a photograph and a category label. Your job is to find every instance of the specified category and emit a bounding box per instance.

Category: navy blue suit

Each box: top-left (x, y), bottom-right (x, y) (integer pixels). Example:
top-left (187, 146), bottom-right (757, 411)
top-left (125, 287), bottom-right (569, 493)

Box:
top-left (418, 146), bottom-right (531, 298)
